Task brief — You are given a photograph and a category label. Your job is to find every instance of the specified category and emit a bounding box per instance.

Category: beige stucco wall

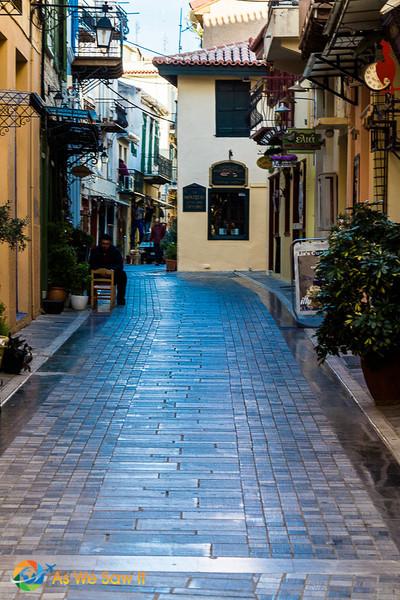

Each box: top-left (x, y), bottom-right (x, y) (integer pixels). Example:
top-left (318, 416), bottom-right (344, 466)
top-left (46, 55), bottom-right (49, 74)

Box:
top-left (0, 1), bottom-right (42, 329)
top-left (200, 0), bottom-right (269, 47)
top-left (177, 75), bottom-right (268, 272)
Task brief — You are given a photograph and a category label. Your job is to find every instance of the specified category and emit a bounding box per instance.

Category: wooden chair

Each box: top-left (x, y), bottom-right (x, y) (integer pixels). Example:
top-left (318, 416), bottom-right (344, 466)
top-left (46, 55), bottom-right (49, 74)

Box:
top-left (91, 269), bottom-right (116, 311)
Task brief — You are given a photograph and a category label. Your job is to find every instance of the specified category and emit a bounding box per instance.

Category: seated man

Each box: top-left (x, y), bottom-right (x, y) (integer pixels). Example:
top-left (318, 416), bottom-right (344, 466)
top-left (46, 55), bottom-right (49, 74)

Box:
top-left (89, 234), bottom-right (127, 305)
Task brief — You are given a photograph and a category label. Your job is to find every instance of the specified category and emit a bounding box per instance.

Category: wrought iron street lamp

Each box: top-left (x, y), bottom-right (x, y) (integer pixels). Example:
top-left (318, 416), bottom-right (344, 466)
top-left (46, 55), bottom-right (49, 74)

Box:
top-left (96, 7), bottom-right (114, 49)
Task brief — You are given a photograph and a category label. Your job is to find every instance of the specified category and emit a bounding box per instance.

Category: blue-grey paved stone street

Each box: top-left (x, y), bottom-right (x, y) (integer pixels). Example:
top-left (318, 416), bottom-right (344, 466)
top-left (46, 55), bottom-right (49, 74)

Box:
top-left (1, 266), bottom-right (400, 598)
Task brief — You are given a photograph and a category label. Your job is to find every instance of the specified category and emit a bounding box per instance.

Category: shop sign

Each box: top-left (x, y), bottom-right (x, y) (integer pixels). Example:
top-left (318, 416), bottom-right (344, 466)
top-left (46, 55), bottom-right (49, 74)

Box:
top-left (293, 238), bottom-right (329, 316)
top-left (182, 183), bottom-right (207, 212)
top-left (210, 161), bottom-right (247, 187)
top-left (256, 156), bottom-right (273, 170)
top-left (283, 129), bottom-right (322, 152)
top-left (271, 154), bottom-right (298, 169)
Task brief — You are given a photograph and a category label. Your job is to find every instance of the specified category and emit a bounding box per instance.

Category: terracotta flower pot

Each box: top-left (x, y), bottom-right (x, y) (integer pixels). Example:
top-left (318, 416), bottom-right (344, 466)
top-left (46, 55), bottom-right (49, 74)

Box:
top-left (361, 352), bottom-right (400, 405)
top-left (47, 287), bottom-right (67, 302)
top-left (165, 259), bottom-right (177, 272)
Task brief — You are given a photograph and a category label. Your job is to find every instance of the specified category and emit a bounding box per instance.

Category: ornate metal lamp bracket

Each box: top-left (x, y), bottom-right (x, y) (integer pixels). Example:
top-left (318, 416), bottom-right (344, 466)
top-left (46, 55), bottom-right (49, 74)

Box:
top-left (0, 90), bottom-right (41, 135)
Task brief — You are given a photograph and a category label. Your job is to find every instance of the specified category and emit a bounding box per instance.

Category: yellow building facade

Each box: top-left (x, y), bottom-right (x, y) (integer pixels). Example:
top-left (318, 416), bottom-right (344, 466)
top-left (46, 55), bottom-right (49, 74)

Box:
top-left (0, 1), bottom-right (42, 330)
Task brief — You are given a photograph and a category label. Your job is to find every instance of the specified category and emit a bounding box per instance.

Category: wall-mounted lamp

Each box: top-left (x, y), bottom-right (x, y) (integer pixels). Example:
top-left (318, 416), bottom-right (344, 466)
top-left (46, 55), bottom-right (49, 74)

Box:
top-left (96, 5), bottom-right (114, 49)
top-left (288, 82), bottom-right (311, 93)
top-left (275, 102), bottom-right (290, 114)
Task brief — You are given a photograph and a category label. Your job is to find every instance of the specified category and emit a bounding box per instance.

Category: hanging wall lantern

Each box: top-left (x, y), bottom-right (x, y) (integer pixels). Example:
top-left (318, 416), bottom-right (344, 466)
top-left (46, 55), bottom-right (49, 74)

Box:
top-left (96, 8), bottom-right (114, 49)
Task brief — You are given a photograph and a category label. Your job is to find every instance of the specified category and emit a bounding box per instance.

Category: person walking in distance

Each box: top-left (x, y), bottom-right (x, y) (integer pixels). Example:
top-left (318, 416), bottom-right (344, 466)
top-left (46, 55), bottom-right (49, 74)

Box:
top-left (89, 234), bottom-right (127, 305)
top-left (150, 218), bottom-right (166, 265)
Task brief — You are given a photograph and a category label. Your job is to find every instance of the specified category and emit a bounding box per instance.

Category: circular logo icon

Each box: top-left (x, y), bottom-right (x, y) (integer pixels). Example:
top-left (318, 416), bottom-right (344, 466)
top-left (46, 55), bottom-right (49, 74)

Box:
top-left (12, 560), bottom-right (47, 592)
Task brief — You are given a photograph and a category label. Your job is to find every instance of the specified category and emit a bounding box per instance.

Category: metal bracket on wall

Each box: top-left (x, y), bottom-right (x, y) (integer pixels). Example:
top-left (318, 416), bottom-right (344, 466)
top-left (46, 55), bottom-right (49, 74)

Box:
top-left (0, 91), bottom-right (42, 135)
top-left (0, 0), bottom-right (22, 15)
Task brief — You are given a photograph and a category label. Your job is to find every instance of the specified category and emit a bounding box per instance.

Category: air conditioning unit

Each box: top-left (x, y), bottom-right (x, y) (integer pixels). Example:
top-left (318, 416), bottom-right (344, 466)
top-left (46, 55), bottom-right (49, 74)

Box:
top-left (123, 175), bottom-right (134, 191)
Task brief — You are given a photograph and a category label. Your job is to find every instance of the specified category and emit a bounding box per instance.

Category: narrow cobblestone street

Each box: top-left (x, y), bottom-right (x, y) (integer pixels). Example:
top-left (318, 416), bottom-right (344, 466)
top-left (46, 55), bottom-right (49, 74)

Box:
top-left (2, 267), bottom-right (400, 598)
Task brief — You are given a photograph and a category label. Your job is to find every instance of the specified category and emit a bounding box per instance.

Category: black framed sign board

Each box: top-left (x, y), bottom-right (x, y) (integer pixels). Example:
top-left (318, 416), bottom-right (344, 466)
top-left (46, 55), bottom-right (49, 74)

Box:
top-left (210, 162), bottom-right (247, 187)
top-left (182, 184), bottom-right (207, 212)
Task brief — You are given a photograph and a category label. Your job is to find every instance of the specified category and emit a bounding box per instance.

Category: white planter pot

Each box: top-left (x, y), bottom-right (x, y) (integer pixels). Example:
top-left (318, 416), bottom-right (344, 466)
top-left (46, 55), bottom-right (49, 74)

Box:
top-left (70, 295), bottom-right (89, 311)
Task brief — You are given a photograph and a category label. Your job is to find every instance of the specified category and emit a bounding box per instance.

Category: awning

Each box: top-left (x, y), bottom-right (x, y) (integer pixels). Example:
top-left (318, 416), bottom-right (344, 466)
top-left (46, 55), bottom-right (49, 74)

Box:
top-left (88, 194), bottom-right (130, 207)
top-left (155, 197), bottom-right (175, 209)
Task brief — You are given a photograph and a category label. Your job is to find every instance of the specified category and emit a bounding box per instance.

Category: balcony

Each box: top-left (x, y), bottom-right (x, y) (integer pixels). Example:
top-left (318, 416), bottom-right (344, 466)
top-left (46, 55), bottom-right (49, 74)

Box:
top-left (143, 154), bottom-right (174, 185)
top-left (263, 1), bottom-right (303, 74)
top-left (71, 4), bottom-right (128, 81)
top-left (249, 77), bottom-right (295, 146)
top-left (299, 0), bottom-right (334, 60)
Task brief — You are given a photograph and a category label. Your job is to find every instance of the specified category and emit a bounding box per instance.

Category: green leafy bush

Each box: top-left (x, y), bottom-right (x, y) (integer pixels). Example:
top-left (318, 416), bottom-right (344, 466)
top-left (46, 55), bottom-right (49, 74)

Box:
top-left (161, 220), bottom-right (177, 260)
top-left (48, 245), bottom-right (78, 289)
top-left (0, 204), bottom-right (29, 250)
top-left (70, 263), bottom-right (91, 295)
top-left (315, 204), bottom-right (400, 365)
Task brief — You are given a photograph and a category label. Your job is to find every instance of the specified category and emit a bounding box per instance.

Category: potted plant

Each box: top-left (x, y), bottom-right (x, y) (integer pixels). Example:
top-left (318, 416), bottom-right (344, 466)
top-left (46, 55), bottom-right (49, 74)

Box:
top-left (164, 242), bottom-right (177, 272)
top-left (161, 221), bottom-right (177, 272)
top-left (315, 204), bottom-right (400, 405)
top-left (70, 263), bottom-right (90, 310)
top-left (47, 244), bottom-right (78, 302)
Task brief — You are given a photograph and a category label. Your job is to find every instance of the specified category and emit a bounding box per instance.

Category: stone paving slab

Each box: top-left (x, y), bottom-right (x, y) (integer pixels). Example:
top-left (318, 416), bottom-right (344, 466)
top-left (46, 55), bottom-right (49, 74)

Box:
top-left (1, 267), bottom-right (400, 598)
top-left (236, 271), bottom-right (400, 468)
top-left (0, 310), bottom-right (90, 408)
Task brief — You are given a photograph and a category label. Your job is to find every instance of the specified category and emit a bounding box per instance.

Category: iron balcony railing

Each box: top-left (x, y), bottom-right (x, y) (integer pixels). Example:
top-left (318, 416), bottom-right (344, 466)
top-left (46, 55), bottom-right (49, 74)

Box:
top-left (72, 2), bottom-right (129, 79)
top-left (298, 0), bottom-right (334, 59)
top-left (249, 78), bottom-right (295, 145)
top-left (144, 154), bottom-right (173, 183)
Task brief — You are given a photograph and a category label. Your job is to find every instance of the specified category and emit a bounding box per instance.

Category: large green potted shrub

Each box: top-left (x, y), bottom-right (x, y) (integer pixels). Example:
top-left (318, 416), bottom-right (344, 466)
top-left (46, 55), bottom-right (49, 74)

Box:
top-left (70, 263), bottom-right (91, 310)
top-left (315, 204), bottom-right (400, 404)
top-left (46, 222), bottom-right (77, 302)
top-left (47, 244), bottom-right (78, 302)
top-left (161, 220), bottom-right (177, 272)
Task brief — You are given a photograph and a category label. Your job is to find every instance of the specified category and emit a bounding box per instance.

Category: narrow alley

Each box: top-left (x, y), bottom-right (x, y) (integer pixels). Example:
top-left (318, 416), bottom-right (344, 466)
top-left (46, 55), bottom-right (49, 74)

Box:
top-left (1, 268), bottom-right (400, 598)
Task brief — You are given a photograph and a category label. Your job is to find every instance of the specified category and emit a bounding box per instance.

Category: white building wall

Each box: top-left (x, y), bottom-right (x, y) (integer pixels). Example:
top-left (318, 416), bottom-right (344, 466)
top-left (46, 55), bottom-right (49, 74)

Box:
top-left (177, 75), bottom-right (268, 272)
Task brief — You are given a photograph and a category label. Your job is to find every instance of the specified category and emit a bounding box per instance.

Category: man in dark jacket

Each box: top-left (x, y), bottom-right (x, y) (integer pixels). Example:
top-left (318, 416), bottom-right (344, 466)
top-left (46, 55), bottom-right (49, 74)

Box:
top-left (89, 234), bottom-right (127, 305)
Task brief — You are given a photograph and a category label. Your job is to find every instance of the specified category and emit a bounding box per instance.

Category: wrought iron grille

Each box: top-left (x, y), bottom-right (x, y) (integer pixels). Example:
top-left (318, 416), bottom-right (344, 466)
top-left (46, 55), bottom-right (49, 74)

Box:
top-left (0, 91), bottom-right (41, 135)
top-left (0, 0), bottom-right (22, 15)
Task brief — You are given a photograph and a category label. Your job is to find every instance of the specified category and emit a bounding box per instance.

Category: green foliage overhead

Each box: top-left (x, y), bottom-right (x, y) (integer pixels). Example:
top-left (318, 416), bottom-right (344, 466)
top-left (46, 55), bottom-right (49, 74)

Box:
top-left (315, 204), bottom-right (400, 365)
top-left (0, 204), bottom-right (29, 251)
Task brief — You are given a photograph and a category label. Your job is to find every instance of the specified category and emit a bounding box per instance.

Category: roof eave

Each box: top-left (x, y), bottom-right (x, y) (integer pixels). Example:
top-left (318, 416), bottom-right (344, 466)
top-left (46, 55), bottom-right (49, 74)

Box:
top-left (155, 63), bottom-right (267, 86)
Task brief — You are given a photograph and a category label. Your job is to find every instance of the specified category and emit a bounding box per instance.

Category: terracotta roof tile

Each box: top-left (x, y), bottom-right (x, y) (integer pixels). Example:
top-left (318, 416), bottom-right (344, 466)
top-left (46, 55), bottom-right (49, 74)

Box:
top-left (153, 40), bottom-right (267, 69)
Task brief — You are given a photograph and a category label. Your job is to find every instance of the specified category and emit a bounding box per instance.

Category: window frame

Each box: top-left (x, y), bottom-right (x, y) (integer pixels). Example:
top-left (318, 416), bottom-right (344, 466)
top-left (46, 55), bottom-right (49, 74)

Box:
top-left (215, 80), bottom-right (251, 138)
top-left (208, 188), bottom-right (250, 241)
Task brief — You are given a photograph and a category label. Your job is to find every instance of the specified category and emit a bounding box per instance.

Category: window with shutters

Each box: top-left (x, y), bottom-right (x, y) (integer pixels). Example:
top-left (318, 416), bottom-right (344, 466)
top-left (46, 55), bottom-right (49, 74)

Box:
top-left (215, 80), bottom-right (250, 138)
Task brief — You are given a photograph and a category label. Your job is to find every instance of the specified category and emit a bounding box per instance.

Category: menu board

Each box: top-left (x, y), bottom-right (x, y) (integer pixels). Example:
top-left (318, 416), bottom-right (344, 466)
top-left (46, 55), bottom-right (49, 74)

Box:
top-left (182, 184), bottom-right (207, 212)
top-left (293, 239), bottom-right (329, 316)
